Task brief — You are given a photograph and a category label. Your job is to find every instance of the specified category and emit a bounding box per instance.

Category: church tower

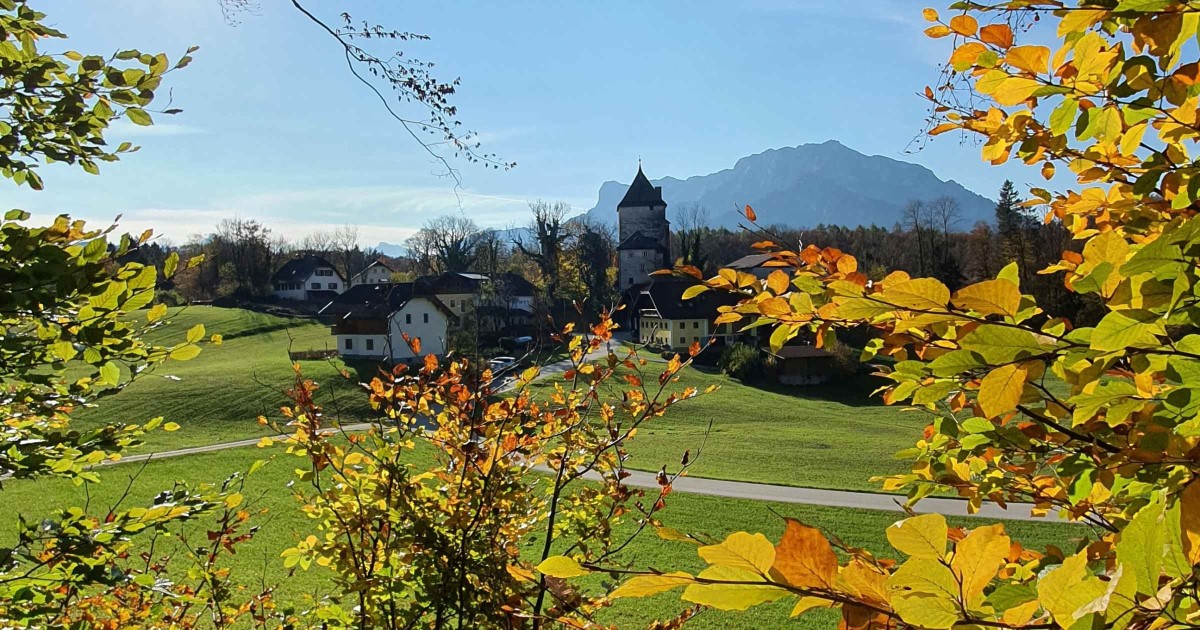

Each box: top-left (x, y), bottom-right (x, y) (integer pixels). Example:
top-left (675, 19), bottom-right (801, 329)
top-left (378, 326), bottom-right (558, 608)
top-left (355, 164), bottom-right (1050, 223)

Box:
top-left (616, 165), bottom-right (670, 289)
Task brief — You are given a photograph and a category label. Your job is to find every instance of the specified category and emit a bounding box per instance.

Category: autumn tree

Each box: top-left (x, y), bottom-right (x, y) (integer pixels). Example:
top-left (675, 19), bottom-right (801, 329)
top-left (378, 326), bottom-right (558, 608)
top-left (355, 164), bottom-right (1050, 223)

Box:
top-left (538, 3), bottom-right (1200, 627)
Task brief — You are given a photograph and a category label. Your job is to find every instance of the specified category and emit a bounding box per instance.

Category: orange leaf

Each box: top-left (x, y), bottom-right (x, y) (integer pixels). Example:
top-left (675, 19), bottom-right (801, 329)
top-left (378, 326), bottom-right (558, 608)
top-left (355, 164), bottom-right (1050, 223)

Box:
top-left (925, 25), bottom-right (952, 38)
top-left (979, 23), bottom-right (1013, 49)
top-left (766, 270), bottom-right (791, 295)
top-left (950, 14), bottom-right (978, 36)
top-left (759, 297), bottom-right (790, 318)
top-left (922, 7), bottom-right (938, 22)
top-left (1041, 162), bottom-right (1055, 180)
top-left (772, 518), bottom-right (837, 589)
top-left (1181, 480), bottom-right (1200, 564)
top-left (950, 42), bottom-right (988, 69)
top-left (744, 204), bottom-right (757, 222)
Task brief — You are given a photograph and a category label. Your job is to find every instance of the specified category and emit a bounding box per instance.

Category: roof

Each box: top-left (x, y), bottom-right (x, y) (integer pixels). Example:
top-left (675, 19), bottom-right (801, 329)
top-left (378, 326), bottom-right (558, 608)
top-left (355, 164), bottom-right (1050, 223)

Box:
top-left (495, 272), bottom-right (535, 296)
top-left (306, 290), bottom-right (340, 304)
top-left (318, 282), bottom-right (455, 322)
top-left (772, 345), bottom-right (833, 359)
top-left (272, 254), bottom-right (344, 283)
top-left (352, 258), bottom-right (399, 279)
top-left (617, 230), bottom-right (667, 252)
top-left (636, 279), bottom-right (742, 320)
top-left (617, 165), bottom-right (666, 209)
top-left (726, 254), bottom-right (773, 269)
top-left (418, 272), bottom-right (486, 294)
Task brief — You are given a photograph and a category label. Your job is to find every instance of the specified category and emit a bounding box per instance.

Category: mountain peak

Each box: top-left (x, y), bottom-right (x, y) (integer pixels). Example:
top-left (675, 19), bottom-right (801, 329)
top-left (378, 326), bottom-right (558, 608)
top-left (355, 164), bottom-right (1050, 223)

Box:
top-left (585, 142), bottom-right (994, 229)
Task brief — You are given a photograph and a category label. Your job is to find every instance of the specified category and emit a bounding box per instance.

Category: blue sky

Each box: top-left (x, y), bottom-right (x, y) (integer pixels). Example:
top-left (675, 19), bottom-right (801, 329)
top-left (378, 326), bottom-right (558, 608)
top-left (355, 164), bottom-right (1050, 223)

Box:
top-left (12, 1), bottom-right (1044, 245)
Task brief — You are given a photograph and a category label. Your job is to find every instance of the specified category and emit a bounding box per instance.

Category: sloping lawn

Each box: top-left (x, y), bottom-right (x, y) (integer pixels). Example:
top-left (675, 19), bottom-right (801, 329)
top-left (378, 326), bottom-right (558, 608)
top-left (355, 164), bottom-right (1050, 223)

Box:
top-left (73, 306), bottom-right (381, 451)
top-left (0, 445), bottom-right (1084, 630)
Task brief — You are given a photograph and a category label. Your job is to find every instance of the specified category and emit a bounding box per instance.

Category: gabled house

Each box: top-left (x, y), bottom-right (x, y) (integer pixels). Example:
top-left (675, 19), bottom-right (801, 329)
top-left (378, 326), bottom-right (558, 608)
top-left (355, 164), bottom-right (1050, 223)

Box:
top-left (317, 283), bottom-right (455, 362)
top-left (272, 254), bottom-right (345, 302)
top-left (417, 271), bottom-right (537, 332)
top-left (350, 258), bottom-right (398, 286)
top-left (632, 279), bottom-right (745, 350)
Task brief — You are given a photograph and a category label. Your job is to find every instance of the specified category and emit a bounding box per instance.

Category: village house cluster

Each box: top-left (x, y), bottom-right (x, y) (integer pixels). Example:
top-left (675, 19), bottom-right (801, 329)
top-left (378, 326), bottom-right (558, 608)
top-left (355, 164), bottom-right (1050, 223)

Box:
top-left (264, 166), bottom-right (831, 382)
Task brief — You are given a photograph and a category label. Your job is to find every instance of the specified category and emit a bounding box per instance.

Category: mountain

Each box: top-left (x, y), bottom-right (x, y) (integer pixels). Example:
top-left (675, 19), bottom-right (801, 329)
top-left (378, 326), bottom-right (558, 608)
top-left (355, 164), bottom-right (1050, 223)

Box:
top-left (374, 242), bottom-right (407, 257)
top-left (583, 140), bottom-right (996, 230)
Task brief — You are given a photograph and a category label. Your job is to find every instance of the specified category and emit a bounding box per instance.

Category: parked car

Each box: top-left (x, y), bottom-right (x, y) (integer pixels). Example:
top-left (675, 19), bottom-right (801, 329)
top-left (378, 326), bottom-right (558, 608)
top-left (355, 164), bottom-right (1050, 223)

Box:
top-left (488, 356), bottom-right (517, 372)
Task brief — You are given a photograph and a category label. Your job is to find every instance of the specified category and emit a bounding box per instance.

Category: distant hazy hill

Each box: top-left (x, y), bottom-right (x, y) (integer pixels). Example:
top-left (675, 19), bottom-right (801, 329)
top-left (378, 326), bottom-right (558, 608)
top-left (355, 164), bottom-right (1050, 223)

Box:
top-left (374, 242), bottom-right (407, 257)
top-left (584, 140), bottom-right (995, 229)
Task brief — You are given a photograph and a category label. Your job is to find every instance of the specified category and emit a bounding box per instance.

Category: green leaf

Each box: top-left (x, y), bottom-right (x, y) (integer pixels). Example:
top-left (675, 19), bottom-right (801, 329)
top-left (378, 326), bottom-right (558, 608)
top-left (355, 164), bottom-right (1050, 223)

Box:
top-left (1122, 237), bottom-right (1182, 276)
top-left (1116, 494), bottom-right (1166, 595)
top-left (1090, 310), bottom-right (1163, 352)
top-left (163, 252), bottom-right (179, 278)
top-left (125, 108), bottom-right (153, 126)
top-left (99, 361), bottom-right (120, 386)
top-left (888, 557), bottom-right (960, 629)
top-left (169, 344), bottom-right (201, 361)
top-left (1037, 553), bottom-right (1108, 628)
top-left (1049, 97), bottom-right (1078, 135)
top-left (960, 325), bottom-right (1045, 363)
top-left (879, 278), bottom-right (951, 311)
top-left (928, 350), bottom-right (987, 377)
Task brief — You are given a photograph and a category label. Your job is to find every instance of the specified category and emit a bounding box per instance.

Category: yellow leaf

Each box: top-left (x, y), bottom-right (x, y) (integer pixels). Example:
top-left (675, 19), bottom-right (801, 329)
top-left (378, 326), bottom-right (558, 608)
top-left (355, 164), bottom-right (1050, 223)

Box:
top-left (989, 77), bottom-right (1042, 106)
top-left (888, 558), bottom-right (960, 629)
top-left (1057, 8), bottom-right (1106, 37)
top-left (1120, 121), bottom-right (1148, 156)
top-left (257, 436), bottom-right (274, 448)
top-left (163, 422), bottom-right (181, 432)
top-left (951, 523), bottom-right (1009, 602)
top-left (170, 344), bottom-right (201, 361)
top-left (1006, 45), bottom-right (1050, 74)
top-left (885, 513), bottom-right (947, 560)
top-left (980, 23), bottom-right (1013, 49)
top-left (506, 563), bottom-right (536, 583)
top-left (772, 518), bottom-right (837, 589)
top-left (681, 565), bottom-right (788, 611)
top-left (1179, 480), bottom-right (1200, 564)
top-left (950, 14), bottom-right (978, 36)
top-left (978, 363), bottom-right (1028, 418)
top-left (952, 278), bottom-right (1021, 317)
top-left (682, 285), bottom-right (709, 300)
top-left (879, 278), bottom-right (951, 311)
top-left (951, 42), bottom-right (988, 70)
top-left (536, 555), bottom-right (589, 578)
top-left (698, 532), bottom-right (776, 575)
top-left (224, 492), bottom-right (243, 508)
top-left (609, 572), bottom-right (694, 598)
top-left (147, 303), bottom-right (167, 322)
top-left (187, 323), bottom-right (205, 343)
top-left (791, 596), bottom-right (833, 617)
top-left (766, 269), bottom-right (790, 295)
top-left (1038, 552), bottom-right (1107, 627)
top-left (922, 7), bottom-right (938, 22)
top-left (925, 25), bottom-right (952, 38)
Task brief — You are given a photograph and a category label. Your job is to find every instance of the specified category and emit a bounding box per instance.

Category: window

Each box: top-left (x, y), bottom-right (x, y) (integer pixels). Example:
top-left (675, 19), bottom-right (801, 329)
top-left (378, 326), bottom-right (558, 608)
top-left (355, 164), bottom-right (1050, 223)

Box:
top-left (628, 277), bottom-right (634, 286)
top-left (328, 282), bottom-right (337, 289)
top-left (316, 269), bottom-right (333, 277)
top-left (694, 336), bottom-right (700, 342)
top-left (423, 313), bottom-right (429, 323)
top-left (344, 338), bottom-right (353, 350)
top-left (366, 339), bottom-right (374, 351)
top-left (450, 300), bottom-right (456, 307)
top-left (679, 337), bottom-right (685, 345)
top-left (405, 313), bottom-right (412, 325)
top-left (311, 282), bottom-right (320, 290)
top-left (694, 322), bottom-right (700, 329)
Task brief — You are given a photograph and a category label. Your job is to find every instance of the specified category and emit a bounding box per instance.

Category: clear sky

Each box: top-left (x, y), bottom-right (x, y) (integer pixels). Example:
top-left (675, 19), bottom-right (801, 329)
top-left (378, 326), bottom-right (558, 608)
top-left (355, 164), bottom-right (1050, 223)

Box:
top-left (12, 1), bottom-right (1045, 246)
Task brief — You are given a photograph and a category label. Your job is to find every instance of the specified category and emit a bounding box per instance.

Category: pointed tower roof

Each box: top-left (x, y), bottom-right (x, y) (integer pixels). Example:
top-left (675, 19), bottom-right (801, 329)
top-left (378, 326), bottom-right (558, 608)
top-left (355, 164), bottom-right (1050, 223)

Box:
top-left (617, 165), bottom-right (666, 209)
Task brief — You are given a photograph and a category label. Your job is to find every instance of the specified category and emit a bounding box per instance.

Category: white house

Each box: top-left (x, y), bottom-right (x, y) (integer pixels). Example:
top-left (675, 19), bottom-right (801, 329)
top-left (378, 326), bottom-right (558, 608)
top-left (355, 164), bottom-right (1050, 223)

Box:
top-left (318, 282), bottom-right (454, 362)
top-left (350, 258), bottom-right (398, 286)
top-left (420, 271), bottom-right (536, 332)
top-left (272, 254), bottom-right (345, 302)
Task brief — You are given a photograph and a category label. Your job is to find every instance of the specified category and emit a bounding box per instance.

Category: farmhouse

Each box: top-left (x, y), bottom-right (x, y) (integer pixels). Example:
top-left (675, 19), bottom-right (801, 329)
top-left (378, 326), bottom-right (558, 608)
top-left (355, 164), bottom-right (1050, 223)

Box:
top-left (317, 283), bottom-right (455, 362)
top-left (632, 279), bottom-right (746, 351)
top-left (271, 254), bottom-right (345, 302)
top-left (418, 271), bottom-right (536, 332)
top-left (349, 257), bottom-right (398, 286)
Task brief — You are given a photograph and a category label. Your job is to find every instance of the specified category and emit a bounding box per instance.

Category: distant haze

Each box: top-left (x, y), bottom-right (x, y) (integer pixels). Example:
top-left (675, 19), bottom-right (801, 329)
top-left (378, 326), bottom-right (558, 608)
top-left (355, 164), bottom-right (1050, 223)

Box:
top-left (584, 141), bottom-right (996, 230)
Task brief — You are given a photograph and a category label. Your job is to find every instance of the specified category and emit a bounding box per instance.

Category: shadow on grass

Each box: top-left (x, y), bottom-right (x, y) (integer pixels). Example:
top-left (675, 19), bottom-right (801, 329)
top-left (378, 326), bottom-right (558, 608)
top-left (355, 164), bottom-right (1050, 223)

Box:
top-left (691, 365), bottom-right (890, 408)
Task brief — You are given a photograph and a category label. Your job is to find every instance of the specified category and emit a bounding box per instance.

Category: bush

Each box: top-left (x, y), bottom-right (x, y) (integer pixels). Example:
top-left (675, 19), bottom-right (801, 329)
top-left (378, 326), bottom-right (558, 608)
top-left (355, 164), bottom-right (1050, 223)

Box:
top-left (718, 343), bottom-right (760, 380)
top-left (154, 289), bottom-right (186, 307)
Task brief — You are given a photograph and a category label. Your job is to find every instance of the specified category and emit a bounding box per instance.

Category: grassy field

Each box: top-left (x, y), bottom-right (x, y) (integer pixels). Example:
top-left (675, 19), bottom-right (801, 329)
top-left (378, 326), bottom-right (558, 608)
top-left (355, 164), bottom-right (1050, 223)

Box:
top-left (89, 307), bottom-right (931, 492)
top-left (529, 360), bottom-right (929, 492)
top-left (73, 306), bottom-right (377, 451)
top-left (0, 445), bottom-right (1085, 629)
